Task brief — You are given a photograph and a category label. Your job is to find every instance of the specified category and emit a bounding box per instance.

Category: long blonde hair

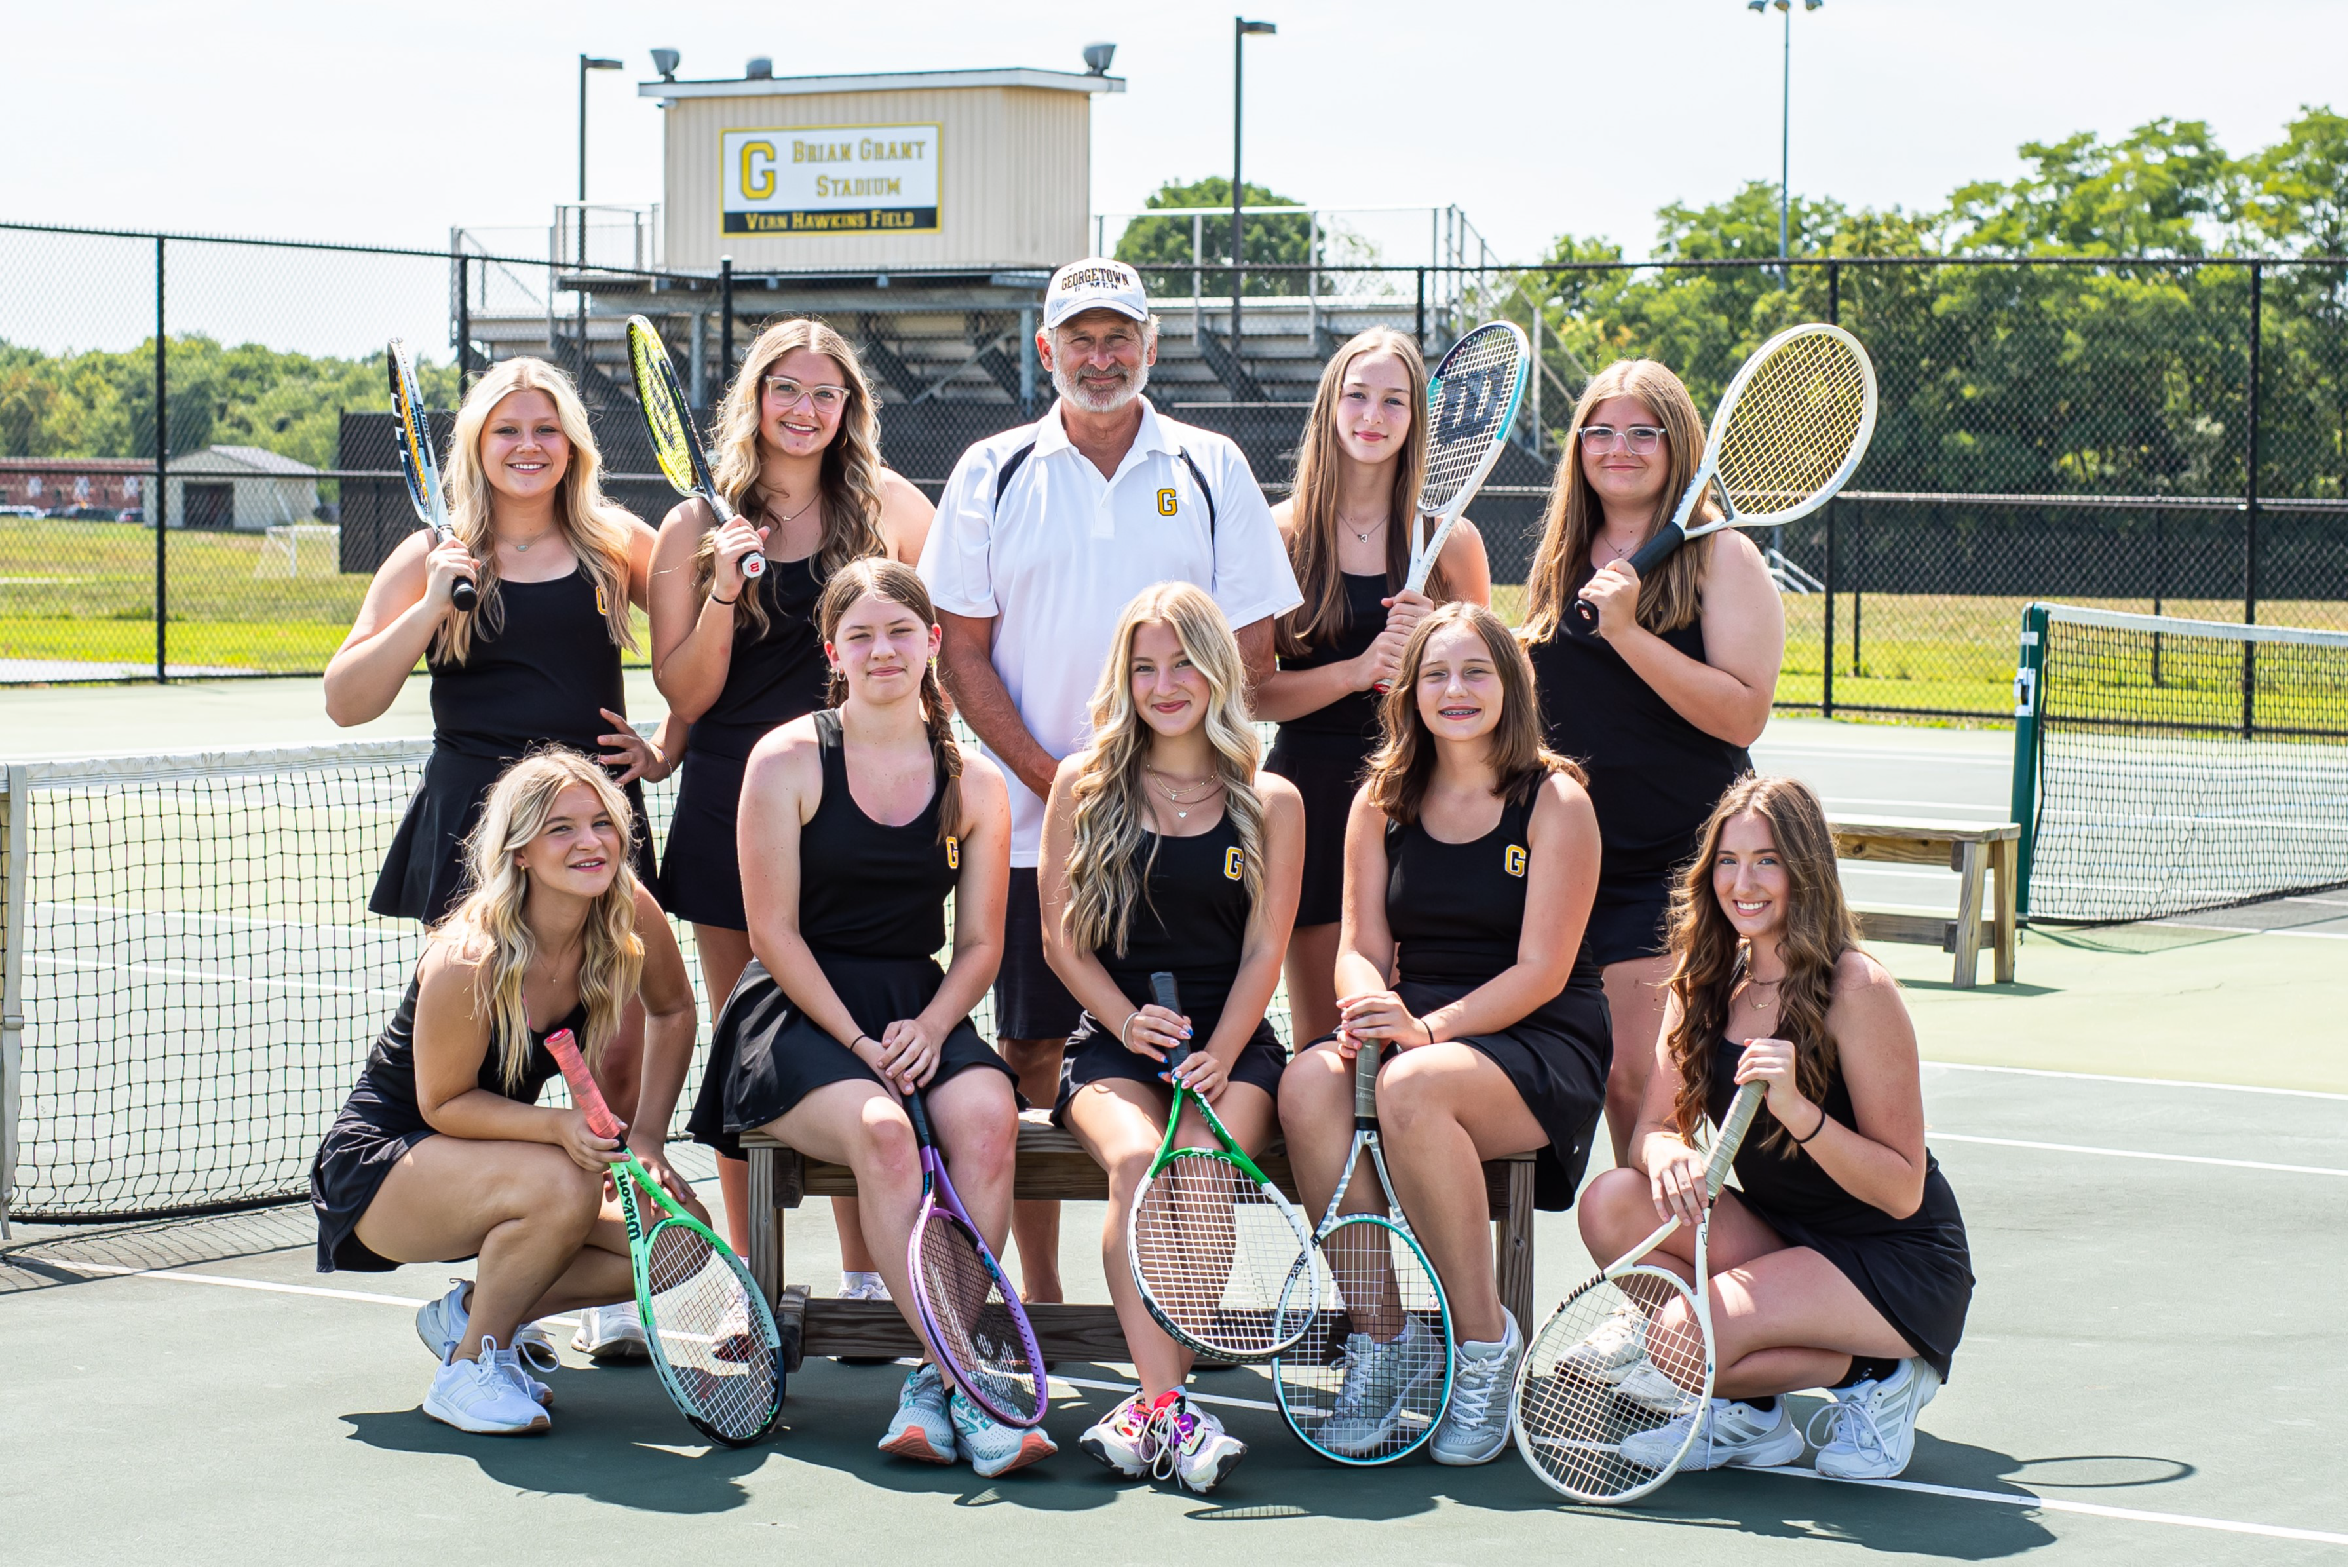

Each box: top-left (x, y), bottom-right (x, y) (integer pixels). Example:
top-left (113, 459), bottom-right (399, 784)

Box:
top-left (1519, 358), bottom-right (1716, 642)
top-left (1062, 583), bottom-right (1267, 957)
top-left (1664, 775), bottom-right (1860, 1156)
top-left (815, 558), bottom-right (963, 846)
top-left (436, 358), bottom-right (639, 666)
top-left (1279, 327), bottom-right (1445, 656)
top-left (431, 750), bottom-right (645, 1089)
top-left (699, 317), bottom-right (889, 635)
top-left (1363, 601), bottom-right (1582, 826)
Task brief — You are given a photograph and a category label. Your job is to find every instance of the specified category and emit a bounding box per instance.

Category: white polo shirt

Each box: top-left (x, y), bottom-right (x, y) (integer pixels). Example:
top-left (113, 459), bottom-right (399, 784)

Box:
top-left (919, 397), bottom-right (1302, 866)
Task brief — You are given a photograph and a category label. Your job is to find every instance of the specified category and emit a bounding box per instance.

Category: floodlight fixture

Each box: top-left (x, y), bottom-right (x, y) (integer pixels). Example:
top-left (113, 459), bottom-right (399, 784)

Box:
top-left (1082, 41), bottom-right (1117, 75)
top-left (651, 48), bottom-right (680, 80)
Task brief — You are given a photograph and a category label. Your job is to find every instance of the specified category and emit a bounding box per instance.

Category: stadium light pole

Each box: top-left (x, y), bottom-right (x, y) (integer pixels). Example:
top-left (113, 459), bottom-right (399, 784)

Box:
top-left (1232, 18), bottom-right (1277, 357)
top-left (578, 54), bottom-right (625, 204)
top-left (1747, 0), bottom-right (1823, 264)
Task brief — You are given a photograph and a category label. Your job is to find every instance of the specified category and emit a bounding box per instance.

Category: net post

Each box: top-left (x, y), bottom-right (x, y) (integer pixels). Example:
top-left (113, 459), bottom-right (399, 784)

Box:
top-left (2008, 603), bottom-right (2048, 917)
top-left (0, 765), bottom-right (27, 1238)
top-left (1822, 499), bottom-right (1837, 717)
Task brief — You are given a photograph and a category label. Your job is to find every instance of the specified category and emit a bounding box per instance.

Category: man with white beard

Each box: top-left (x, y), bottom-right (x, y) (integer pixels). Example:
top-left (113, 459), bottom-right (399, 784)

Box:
top-left (919, 258), bottom-right (1301, 1307)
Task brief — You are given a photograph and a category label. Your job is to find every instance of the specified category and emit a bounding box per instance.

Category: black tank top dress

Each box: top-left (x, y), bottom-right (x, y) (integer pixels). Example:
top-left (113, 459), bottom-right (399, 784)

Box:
top-left (1527, 593), bottom-right (1753, 966)
top-left (659, 554), bottom-right (831, 930)
top-left (1052, 811), bottom-right (1290, 1126)
top-left (1383, 789), bottom-right (1613, 1210)
top-left (1266, 571), bottom-right (1389, 928)
top-left (699, 710), bottom-right (1014, 1157)
top-left (1706, 1036), bottom-right (1974, 1381)
top-left (310, 976), bottom-right (585, 1272)
top-left (369, 567), bottom-right (658, 924)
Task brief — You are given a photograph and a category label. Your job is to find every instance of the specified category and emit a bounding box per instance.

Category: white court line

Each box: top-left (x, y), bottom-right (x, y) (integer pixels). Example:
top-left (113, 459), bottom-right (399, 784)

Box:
top-left (1753, 745), bottom-right (2010, 767)
top-left (1923, 1060), bottom-right (2349, 1101)
top-left (2151, 920), bottom-right (2347, 940)
top-left (1930, 1132), bottom-right (2346, 1177)
top-left (1821, 797), bottom-right (2009, 814)
top-left (29, 954), bottom-right (405, 1000)
top-left (1750, 1465), bottom-right (2349, 1548)
top-left (25, 1257), bottom-right (2347, 1546)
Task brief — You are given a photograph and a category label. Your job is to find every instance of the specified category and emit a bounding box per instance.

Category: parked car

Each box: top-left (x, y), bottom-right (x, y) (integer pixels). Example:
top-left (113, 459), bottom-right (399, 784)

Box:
top-left (58, 505), bottom-right (123, 521)
top-left (0, 505), bottom-right (44, 518)
top-left (119, 508), bottom-right (144, 525)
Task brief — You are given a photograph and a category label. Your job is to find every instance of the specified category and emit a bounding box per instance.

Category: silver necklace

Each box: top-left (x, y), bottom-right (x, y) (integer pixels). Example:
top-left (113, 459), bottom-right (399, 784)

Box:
top-left (761, 492), bottom-right (819, 529)
top-left (1599, 531), bottom-right (1637, 561)
top-left (501, 527), bottom-right (555, 553)
top-left (1339, 512), bottom-right (1387, 545)
top-left (1143, 765), bottom-right (1223, 821)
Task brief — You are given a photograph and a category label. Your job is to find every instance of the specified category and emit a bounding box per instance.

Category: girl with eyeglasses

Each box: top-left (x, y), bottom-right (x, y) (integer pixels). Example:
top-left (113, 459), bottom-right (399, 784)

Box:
top-left (1518, 361), bottom-right (1785, 1171)
top-left (646, 318), bottom-right (933, 1308)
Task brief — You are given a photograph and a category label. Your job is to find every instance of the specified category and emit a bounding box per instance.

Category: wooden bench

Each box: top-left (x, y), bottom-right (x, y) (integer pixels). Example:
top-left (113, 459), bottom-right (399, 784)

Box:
top-left (1829, 815), bottom-right (2020, 988)
top-left (742, 1111), bottom-right (1537, 1372)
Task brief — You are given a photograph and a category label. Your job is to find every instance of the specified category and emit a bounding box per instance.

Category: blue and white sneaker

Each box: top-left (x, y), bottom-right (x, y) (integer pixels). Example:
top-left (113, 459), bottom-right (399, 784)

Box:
top-left (1316, 1320), bottom-right (1443, 1457)
top-left (949, 1388), bottom-right (1056, 1478)
top-left (413, 1280), bottom-right (553, 1405)
top-left (421, 1337), bottom-right (550, 1436)
top-left (571, 1300), bottom-right (650, 1363)
top-left (878, 1364), bottom-right (956, 1464)
top-left (1808, 1358), bottom-right (1940, 1480)
top-left (1431, 1311), bottom-right (1521, 1466)
top-left (1620, 1396), bottom-right (1805, 1473)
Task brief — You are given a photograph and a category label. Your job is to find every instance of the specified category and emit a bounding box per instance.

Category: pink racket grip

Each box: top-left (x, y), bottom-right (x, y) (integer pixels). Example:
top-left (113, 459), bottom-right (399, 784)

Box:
top-left (544, 1029), bottom-right (624, 1140)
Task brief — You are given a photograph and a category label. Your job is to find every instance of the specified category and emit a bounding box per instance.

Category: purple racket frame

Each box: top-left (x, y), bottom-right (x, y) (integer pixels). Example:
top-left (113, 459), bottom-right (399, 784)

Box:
top-left (904, 1090), bottom-right (1049, 1428)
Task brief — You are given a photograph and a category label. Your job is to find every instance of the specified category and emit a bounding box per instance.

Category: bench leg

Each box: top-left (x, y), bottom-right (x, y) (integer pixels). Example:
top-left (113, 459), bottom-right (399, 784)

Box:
top-left (1992, 837), bottom-right (2018, 985)
top-left (1497, 1160), bottom-right (1537, 1335)
top-left (747, 1148), bottom-right (780, 1309)
top-left (1951, 840), bottom-right (1987, 989)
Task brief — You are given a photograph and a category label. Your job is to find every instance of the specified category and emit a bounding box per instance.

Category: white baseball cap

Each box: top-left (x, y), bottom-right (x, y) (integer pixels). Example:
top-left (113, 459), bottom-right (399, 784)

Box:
top-left (1042, 258), bottom-right (1150, 330)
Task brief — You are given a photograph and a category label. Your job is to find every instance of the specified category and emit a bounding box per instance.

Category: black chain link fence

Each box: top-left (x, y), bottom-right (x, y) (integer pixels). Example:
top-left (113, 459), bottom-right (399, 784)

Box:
top-left (2, 226), bottom-right (2340, 721)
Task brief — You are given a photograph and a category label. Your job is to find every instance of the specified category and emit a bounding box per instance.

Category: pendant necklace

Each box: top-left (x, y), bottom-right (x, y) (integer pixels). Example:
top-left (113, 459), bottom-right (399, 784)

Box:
top-left (1144, 766), bottom-right (1223, 821)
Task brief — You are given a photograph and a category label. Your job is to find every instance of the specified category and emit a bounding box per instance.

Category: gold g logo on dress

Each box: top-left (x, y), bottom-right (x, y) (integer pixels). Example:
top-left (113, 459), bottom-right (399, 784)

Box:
top-left (945, 836), bottom-right (960, 870)
top-left (1504, 844), bottom-right (1527, 877)
top-left (1223, 847), bottom-right (1244, 881)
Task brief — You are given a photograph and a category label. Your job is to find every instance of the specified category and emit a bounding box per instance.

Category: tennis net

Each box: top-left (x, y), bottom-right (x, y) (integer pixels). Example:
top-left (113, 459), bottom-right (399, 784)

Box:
top-left (2012, 603), bottom-right (2349, 923)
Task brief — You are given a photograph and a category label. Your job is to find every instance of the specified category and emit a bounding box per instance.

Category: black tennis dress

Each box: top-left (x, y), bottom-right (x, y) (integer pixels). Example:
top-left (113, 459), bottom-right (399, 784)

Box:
top-left (659, 553), bottom-right (831, 930)
top-left (1266, 571), bottom-right (1389, 928)
top-left (310, 977), bottom-right (584, 1272)
top-left (1382, 786), bottom-right (1612, 1210)
top-left (1527, 588), bottom-right (1753, 966)
top-left (370, 567), bottom-right (657, 924)
top-left (1706, 1035), bottom-right (1973, 1382)
top-left (700, 710), bottom-right (1014, 1156)
top-left (1054, 809), bottom-right (1289, 1124)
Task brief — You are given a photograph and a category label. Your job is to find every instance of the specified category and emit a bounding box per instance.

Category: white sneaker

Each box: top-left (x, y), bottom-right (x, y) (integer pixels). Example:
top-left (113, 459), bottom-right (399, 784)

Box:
top-left (1808, 1358), bottom-right (1940, 1480)
top-left (1316, 1320), bottom-right (1443, 1457)
top-left (571, 1300), bottom-right (650, 1363)
top-left (413, 1280), bottom-right (552, 1405)
top-left (1078, 1390), bottom-right (1157, 1477)
top-left (1149, 1393), bottom-right (1246, 1495)
top-left (835, 1271), bottom-right (896, 1365)
top-left (1555, 1301), bottom-right (1648, 1385)
top-left (1614, 1359), bottom-right (1698, 1415)
top-left (421, 1337), bottom-right (550, 1436)
top-left (949, 1388), bottom-right (1057, 1478)
top-left (877, 1364), bottom-right (956, 1465)
top-left (1431, 1311), bottom-right (1521, 1466)
top-left (1622, 1396), bottom-right (1805, 1473)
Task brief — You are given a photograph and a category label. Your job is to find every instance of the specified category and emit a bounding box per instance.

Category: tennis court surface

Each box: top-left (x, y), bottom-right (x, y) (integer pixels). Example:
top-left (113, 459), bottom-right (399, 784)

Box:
top-left (2, 679), bottom-right (2343, 1565)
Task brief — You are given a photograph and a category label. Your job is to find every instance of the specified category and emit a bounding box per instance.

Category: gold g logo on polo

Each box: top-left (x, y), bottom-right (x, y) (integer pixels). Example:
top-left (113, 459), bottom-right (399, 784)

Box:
top-left (1223, 847), bottom-right (1244, 881)
top-left (945, 836), bottom-right (960, 870)
top-left (1156, 488), bottom-right (1179, 516)
top-left (1504, 844), bottom-right (1527, 877)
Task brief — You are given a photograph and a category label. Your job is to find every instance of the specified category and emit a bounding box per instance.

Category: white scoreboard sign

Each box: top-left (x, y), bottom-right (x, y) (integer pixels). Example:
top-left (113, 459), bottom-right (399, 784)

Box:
top-left (721, 124), bottom-right (942, 235)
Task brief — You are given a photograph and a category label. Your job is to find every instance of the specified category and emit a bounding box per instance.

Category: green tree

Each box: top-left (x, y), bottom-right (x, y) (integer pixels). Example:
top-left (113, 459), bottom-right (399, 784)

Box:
top-left (1115, 176), bottom-right (1315, 296)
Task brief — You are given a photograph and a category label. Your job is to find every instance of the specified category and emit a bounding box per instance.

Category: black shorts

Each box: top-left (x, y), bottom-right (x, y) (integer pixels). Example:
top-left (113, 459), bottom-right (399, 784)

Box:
top-left (995, 866), bottom-right (1082, 1042)
top-left (1052, 1008), bottom-right (1289, 1127)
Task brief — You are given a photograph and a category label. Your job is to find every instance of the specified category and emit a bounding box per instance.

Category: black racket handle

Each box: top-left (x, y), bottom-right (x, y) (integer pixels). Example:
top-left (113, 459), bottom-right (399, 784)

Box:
top-left (904, 1088), bottom-right (935, 1150)
top-left (1571, 525), bottom-right (1687, 626)
top-left (1149, 971), bottom-right (1187, 1075)
top-left (450, 577), bottom-right (478, 613)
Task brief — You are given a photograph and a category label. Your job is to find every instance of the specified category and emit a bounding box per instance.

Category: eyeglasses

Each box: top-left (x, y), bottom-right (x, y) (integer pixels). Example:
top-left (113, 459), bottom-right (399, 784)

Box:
top-left (763, 377), bottom-right (850, 411)
top-left (1578, 423), bottom-right (1667, 455)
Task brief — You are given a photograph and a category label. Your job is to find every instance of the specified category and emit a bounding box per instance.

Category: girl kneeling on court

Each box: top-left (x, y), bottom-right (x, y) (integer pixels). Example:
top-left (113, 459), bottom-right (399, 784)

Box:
top-left (309, 750), bottom-right (702, 1436)
top-left (1279, 601), bottom-right (1611, 1466)
top-left (1039, 582), bottom-right (1304, 1494)
top-left (1576, 775), bottom-right (1971, 1480)
top-left (712, 559), bottom-right (1041, 1477)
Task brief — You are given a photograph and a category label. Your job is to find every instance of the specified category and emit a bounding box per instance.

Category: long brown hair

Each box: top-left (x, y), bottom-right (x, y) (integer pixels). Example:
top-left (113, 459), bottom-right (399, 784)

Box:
top-left (1664, 774), bottom-right (1862, 1155)
top-left (814, 558), bottom-right (962, 847)
top-left (1279, 327), bottom-right (1446, 656)
top-left (698, 317), bottom-right (890, 635)
top-left (1519, 358), bottom-right (1716, 643)
top-left (435, 358), bottom-right (640, 666)
top-left (1362, 601), bottom-right (1582, 826)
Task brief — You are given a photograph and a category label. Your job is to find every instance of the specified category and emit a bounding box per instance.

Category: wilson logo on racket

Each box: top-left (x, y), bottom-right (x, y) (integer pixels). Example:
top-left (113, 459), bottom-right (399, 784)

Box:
top-left (1156, 488), bottom-right (1179, 516)
top-left (1432, 368), bottom-right (1504, 444)
top-left (945, 835), bottom-right (960, 870)
top-left (1504, 845), bottom-right (1527, 877)
top-left (1223, 847), bottom-right (1244, 880)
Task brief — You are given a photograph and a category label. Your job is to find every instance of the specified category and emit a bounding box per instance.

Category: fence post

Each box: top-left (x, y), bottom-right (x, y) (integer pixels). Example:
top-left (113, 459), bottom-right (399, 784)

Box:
top-left (1414, 267), bottom-right (1426, 351)
top-left (0, 764), bottom-right (24, 1238)
top-left (454, 252), bottom-right (472, 396)
top-left (1822, 500), bottom-right (1836, 717)
top-left (153, 235), bottom-right (168, 685)
top-left (2241, 261), bottom-right (2262, 736)
top-left (1827, 258), bottom-right (1839, 325)
top-left (1852, 503), bottom-right (1865, 675)
top-left (719, 256), bottom-right (735, 393)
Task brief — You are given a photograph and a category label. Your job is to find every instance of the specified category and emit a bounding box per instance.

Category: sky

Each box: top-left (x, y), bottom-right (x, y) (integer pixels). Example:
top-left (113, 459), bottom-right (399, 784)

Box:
top-left (4, 1), bottom-right (2340, 265)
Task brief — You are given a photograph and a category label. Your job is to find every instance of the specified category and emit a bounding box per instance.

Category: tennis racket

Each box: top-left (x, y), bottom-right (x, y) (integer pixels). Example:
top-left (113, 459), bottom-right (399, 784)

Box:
top-left (1272, 1042), bottom-right (1454, 1464)
top-left (1571, 322), bottom-right (1875, 626)
top-left (1511, 1080), bottom-right (1764, 1504)
top-left (626, 315), bottom-right (763, 581)
top-left (543, 1028), bottom-right (784, 1447)
top-left (1126, 971), bottom-right (1318, 1362)
top-left (1371, 322), bottom-right (1529, 691)
top-left (385, 338), bottom-right (476, 613)
top-left (904, 1087), bottom-right (1048, 1428)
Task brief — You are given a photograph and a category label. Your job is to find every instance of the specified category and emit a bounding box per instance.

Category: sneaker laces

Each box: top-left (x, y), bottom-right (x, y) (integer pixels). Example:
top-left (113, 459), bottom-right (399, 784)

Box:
top-left (1447, 1343), bottom-right (1505, 1429)
top-left (1327, 1339), bottom-right (1381, 1421)
top-left (514, 1332), bottom-right (562, 1375)
top-left (1144, 1392), bottom-right (1193, 1482)
top-left (1806, 1385), bottom-right (1889, 1461)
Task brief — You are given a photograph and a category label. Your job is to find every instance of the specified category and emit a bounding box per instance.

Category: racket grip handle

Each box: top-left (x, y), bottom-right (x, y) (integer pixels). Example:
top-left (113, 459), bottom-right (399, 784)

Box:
top-left (1147, 971), bottom-right (1187, 1074)
top-left (1352, 1035), bottom-right (1379, 1121)
top-left (1705, 1080), bottom-right (1766, 1198)
top-left (1571, 526), bottom-right (1689, 626)
top-left (904, 1089), bottom-right (934, 1149)
top-left (450, 577), bottom-right (478, 613)
top-left (544, 1029), bottom-right (623, 1140)
top-left (740, 550), bottom-right (765, 579)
